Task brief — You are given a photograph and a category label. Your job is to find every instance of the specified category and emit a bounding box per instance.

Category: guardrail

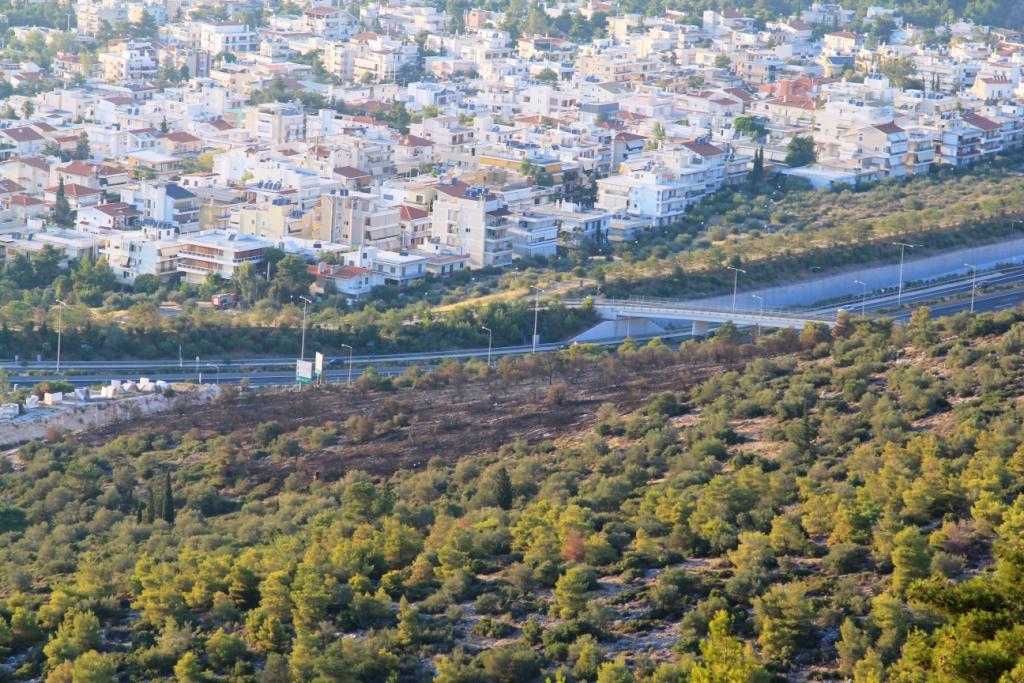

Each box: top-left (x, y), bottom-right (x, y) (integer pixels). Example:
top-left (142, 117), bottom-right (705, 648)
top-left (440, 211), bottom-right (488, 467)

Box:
top-left (561, 297), bottom-right (836, 325)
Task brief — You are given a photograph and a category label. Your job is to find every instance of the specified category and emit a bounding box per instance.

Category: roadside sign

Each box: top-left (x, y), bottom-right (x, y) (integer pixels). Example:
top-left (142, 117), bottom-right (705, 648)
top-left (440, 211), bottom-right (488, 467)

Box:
top-left (314, 352), bottom-right (324, 378)
top-left (296, 360), bottom-right (314, 384)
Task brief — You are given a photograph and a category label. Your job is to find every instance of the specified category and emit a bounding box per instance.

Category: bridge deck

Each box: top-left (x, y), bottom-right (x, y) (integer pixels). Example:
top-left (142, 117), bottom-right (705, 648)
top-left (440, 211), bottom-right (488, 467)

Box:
top-left (563, 298), bottom-right (836, 329)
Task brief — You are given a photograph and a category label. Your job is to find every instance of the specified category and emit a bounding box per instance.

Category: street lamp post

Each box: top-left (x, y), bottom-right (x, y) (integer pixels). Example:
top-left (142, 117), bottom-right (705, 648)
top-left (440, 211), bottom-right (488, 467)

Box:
top-left (206, 363), bottom-right (221, 385)
top-left (339, 343), bottom-right (353, 385)
top-left (54, 299), bottom-right (66, 374)
top-left (298, 296), bottom-right (312, 361)
top-left (727, 266), bottom-right (746, 311)
top-left (854, 280), bottom-right (867, 317)
top-left (893, 242), bottom-right (918, 307)
top-left (531, 285), bottom-right (543, 354)
top-left (964, 263), bottom-right (977, 313)
top-left (481, 325), bottom-right (492, 367)
top-left (195, 356), bottom-right (200, 382)
top-left (751, 294), bottom-right (763, 337)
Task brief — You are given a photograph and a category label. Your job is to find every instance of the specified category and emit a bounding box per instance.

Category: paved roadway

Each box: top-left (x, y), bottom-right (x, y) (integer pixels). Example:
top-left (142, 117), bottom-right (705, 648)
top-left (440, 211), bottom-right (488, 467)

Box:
top-left (7, 265), bottom-right (1024, 388)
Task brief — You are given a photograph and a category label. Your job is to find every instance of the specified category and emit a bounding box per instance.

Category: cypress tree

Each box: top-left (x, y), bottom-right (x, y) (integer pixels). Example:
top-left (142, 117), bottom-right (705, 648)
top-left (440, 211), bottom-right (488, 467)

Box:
top-left (53, 177), bottom-right (74, 227)
top-left (145, 484), bottom-right (156, 523)
top-left (493, 466), bottom-right (513, 510)
top-left (135, 500), bottom-right (143, 524)
top-left (162, 472), bottom-right (175, 524)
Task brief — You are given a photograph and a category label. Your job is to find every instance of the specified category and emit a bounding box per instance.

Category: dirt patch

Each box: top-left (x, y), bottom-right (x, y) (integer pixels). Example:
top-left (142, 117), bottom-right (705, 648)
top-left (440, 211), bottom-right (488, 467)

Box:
top-left (78, 358), bottom-right (733, 481)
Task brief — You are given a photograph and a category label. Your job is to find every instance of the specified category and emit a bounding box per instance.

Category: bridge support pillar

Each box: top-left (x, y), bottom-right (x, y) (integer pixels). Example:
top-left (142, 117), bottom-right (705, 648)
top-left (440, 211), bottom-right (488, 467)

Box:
top-left (691, 320), bottom-right (709, 337)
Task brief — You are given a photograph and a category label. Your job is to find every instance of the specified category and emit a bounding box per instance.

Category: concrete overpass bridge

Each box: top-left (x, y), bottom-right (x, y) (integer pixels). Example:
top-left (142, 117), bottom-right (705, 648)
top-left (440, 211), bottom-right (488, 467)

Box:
top-left (562, 297), bottom-right (837, 341)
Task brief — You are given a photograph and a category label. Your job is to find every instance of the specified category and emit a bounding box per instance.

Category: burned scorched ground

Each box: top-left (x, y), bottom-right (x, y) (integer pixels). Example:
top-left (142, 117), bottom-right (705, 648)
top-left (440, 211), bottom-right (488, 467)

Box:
top-left (79, 353), bottom-right (729, 482)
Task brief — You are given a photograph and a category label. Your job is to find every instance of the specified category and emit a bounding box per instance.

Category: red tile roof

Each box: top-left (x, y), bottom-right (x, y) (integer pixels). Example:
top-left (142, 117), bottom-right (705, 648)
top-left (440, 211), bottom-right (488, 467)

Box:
top-left (1, 126), bottom-right (44, 142)
top-left (309, 263), bottom-right (371, 279)
top-left (9, 156), bottom-right (49, 171)
top-left (59, 160), bottom-right (96, 176)
top-left (965, 112), bottom-right (1002, 131)
top-left (399, 205), bottom-right (429, 220)
top-left (681, 140), bottom-right (725, 157)
top-left (399, 133), bottom-right (435, 147)
top-left (45, 183), bottom-right (100, 197)
top-left (165, 131), bottom-right (201, 143)
top-left (873, 122), bottom-right (904, 135)
top-left (335, 165), bottom-right (371, 179)
top-left (9, 193), bottom-right (44, 206)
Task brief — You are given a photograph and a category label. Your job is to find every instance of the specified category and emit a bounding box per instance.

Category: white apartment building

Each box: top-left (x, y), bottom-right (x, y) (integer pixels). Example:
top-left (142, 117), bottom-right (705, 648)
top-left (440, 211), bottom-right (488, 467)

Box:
top-left (431, 181), bottom-right (513, 269)
top-left (302, 7), bottom-right (357, 40)
top-left (120, 181), bottom-right (201, 233)
top-left (99, 41), bottom-right (159, 83)
top-left (343, 245), bottom-right (428, 286)
top-left (243, 103), bottom-right (307, 144)
top-left (317, 189), bottom-right (402, 250)
top-left (409, 116), bottom-right (476, 163)
top-left (177, 230), bottom-right (271, 284)
top-left (576, 45), bottom-right (659, 82)
top-left (508, 211), bottom-right (558, 260)
top-left (199, 22), bottom-right (259, 56)
top-left (533, 203), bottom-right (612, 247)
top-left (78, 0), bottom-right (128, 36)
top-left (99, 222), bottom-right (180, 286)
top-left (841, 122), bottom-right (910, 178)
top-left (596, 142), bottom-right (742, 228)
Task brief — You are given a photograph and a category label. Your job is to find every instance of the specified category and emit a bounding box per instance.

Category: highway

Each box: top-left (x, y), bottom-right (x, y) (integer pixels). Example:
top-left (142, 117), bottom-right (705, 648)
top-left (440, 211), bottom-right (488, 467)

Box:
top-left (809, 263), bottom-right (1024, 317)
top-left (6, 263), bottom-right (1024, 388)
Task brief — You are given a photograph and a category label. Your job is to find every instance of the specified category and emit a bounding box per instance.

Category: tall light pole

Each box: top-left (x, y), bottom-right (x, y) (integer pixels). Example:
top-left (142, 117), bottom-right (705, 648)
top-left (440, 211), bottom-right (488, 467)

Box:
top-left (298, 296), bottom-right (312, 360)
top-left (55, 299), bottom-right (66, 374)
top-left (206, 363), bottom-right (220, 385)
top-left (727, 266), bottom-right (746, 311)
top-left (751, 294), bottom-right (763, 337)
top-left (339, 343), bottom-right (353, 385)
top-left (531, 285), bottom-right (543, 354)
top-left (893, 242), bottom-right (918, 307)
top-left (854, 280), bottom-right (867, 317)
top-left (481, 325), bottom-right (492, 367)
top-left (964, 262), bottom-right (977, 313)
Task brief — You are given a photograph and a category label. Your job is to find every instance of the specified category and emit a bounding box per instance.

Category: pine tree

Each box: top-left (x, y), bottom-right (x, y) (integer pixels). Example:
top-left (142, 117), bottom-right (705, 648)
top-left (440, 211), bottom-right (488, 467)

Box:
top-left (162, 471), bottom-right (175, 524)
top-left (397, 596), bottom-right (419, 647)
top-left (160, 116), bottom-right (169, 134)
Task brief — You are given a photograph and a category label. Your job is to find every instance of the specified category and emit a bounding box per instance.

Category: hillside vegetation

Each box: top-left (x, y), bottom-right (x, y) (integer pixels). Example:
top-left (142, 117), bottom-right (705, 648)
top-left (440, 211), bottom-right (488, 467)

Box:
top-left (3, 308), bottom-right (1024, 681)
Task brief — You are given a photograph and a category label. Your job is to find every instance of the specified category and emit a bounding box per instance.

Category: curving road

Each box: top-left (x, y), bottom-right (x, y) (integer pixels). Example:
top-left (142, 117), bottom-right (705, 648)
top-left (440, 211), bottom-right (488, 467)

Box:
top-left (6, 266), bottom-right (1024, 388)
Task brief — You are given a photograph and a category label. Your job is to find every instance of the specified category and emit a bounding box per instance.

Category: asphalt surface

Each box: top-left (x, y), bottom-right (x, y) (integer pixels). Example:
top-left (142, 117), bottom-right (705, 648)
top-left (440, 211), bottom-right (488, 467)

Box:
top-left (8, 264), bottom-right (1024, 388)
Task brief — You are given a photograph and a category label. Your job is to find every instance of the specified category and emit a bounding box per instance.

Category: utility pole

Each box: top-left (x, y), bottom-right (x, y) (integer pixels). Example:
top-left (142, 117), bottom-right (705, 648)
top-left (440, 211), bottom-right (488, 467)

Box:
top-left (854, 280), bottom-right (867, 317)
top-left (727, 266), bottom-right (746, 311)
top-left (55, 299), bottom-right (66, 374)
top-left (751, 294), bottom-right (763, 338)
top-left (481, 325), bottom-right (492, 367)
top-left (964, 263), bottom-right (977, 313)
top-left (340, 343), bottom-right (353, 385)
top-left (298, 296), bottom-right (312, 360)
top-left (893, 242), bottom-right (918, 307)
